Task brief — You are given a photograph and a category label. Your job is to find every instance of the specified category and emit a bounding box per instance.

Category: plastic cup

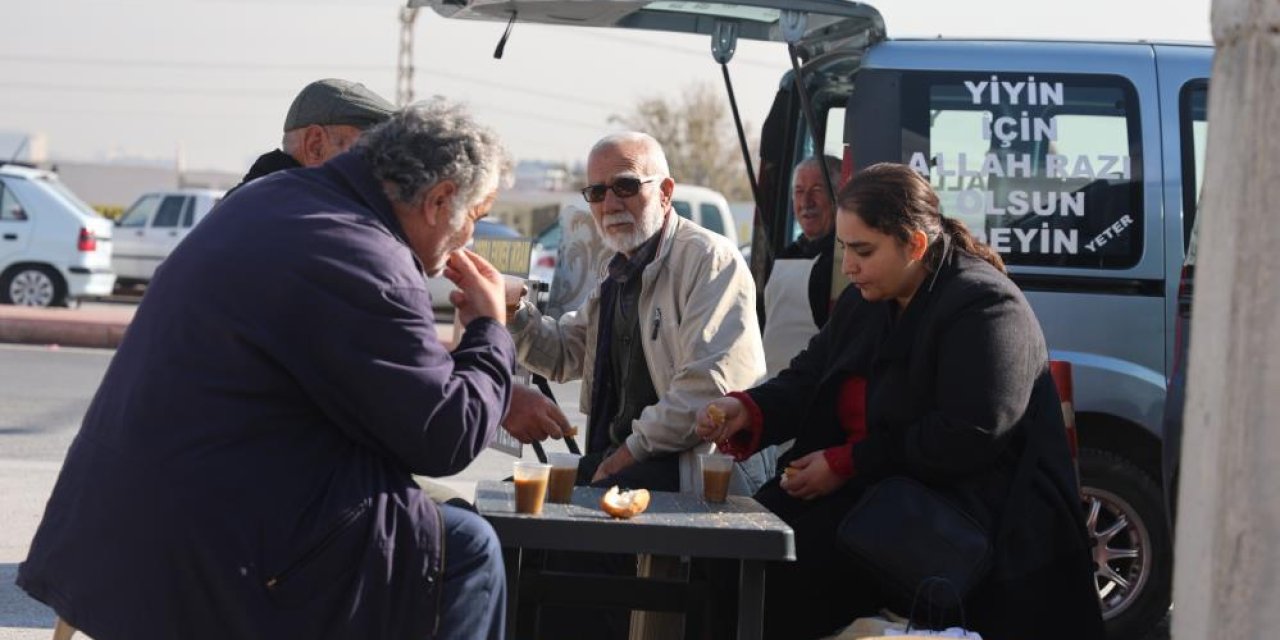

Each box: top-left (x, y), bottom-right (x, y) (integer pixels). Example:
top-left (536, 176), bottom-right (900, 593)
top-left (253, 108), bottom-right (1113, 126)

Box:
top-left (512, 461), bottom-right (551, 515)
top-left (699, 453), bottom-right (734, 503)
top-left (503, 274), bottom-right (528, 317)
top-left (545, 452), bottom-right (582, 504)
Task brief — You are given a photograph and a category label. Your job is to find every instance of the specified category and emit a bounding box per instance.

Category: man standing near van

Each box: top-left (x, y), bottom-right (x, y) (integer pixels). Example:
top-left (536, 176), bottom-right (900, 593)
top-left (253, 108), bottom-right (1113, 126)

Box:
top-left (762, 155), bottom-right (840, 377)
top-left (499, 132), bottom-right (765, 492)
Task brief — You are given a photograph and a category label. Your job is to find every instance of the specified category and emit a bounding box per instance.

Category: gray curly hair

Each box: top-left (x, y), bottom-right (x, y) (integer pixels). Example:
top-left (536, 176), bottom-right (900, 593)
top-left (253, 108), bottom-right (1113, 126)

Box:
top-left (357, 98), bottom-right (512, 223)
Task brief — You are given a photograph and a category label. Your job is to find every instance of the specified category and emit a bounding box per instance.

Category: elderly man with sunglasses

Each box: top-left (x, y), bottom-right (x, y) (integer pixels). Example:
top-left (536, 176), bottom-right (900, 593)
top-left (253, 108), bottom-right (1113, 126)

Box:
top-left (507, 131), bottom-right (765, 495)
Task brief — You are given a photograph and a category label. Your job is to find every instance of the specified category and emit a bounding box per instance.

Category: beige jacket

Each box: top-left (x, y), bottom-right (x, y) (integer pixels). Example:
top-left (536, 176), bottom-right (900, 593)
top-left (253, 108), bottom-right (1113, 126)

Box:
top-left (509, 215), bottom-right (766, 491)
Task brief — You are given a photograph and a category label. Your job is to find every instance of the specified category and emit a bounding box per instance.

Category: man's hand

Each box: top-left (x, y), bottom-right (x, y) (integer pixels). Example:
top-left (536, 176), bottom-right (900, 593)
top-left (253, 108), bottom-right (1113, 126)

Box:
top-left (501, 385), bottom-right (572, 444)
top-left (695, 397), bottom-right (748, 445)
top-left (591, 446), bottom-right (636, 484)
top-left (444, 249), bottom-right (506, 325)
top-left (779, 451), bottom-right (847, 500)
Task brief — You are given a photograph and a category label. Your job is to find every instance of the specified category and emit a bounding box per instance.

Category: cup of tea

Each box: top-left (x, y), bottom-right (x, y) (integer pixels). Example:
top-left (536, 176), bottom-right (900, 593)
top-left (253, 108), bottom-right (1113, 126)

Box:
top-left (698, 453), bottom-right (734, 503)
top-left (503, 274), bottom-right (528, 317)
top-left (512, 460), bottom-right (551, 515)
top-left (545, 452), bottom-right (581, 504)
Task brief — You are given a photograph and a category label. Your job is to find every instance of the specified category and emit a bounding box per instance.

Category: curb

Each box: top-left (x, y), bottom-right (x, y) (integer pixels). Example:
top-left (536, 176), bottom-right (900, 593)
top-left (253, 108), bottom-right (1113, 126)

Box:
top-left (0, 308), bottom-right (130, 350)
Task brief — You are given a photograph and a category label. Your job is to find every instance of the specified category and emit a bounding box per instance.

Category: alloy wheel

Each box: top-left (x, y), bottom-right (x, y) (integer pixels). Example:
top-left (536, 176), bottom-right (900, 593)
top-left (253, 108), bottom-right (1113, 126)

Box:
top-left (8, 269), bottom-right (56, 307)
top-left (1082, 486), bottom-right (1151, 621)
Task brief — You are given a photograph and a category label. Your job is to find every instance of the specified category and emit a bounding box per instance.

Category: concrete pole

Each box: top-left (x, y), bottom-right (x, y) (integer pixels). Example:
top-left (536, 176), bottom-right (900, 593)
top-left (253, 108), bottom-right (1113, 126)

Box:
top-left (1173, 1), bottom-right (1280, 638)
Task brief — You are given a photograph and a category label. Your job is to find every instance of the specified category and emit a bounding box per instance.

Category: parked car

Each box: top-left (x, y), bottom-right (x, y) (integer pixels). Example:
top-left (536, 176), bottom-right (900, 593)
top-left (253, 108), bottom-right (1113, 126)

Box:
top-left (0, 163), bottom-right (115, 307)
top-left (113, 188), bottom-right (224, 288)
top-left (421, 3), bottom-right (1211, 636)
top-left (427, 218), bottom-right (523, 310)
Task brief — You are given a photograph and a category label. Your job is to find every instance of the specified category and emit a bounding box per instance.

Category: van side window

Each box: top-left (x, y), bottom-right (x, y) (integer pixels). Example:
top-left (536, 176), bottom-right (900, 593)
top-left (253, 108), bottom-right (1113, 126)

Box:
top-left (152, 196), bottom-right (186, 228)
top-left (1180, 81), bottom-right (1208, 262)
top-left (673, 201), bottom-right (693, 220)
top-left (854, 71), bottom-right (1143, 269)
top-left (119, 195), bottom-right (161, 228)
top-left (699, 203), bottom-right (725, 235)
top-left (0, 182), bottom-right (28, 222)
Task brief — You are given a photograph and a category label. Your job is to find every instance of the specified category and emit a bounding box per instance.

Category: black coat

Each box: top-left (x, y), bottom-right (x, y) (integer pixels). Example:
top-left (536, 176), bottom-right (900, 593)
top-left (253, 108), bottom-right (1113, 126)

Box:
top-left (748, 241), bottom-right (1103, 639)
top-left (17, 151), bottom-right (515, 639)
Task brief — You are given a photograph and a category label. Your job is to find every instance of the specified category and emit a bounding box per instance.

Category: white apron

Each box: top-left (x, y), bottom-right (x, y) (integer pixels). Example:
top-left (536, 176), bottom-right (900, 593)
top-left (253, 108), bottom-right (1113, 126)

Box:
top-left (762, 255), bottom-right (823, 379)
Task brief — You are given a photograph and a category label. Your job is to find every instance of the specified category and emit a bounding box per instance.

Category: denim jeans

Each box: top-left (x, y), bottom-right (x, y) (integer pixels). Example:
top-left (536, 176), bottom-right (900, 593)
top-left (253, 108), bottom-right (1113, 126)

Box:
top-left (437, 504), bottom-right (506, 640)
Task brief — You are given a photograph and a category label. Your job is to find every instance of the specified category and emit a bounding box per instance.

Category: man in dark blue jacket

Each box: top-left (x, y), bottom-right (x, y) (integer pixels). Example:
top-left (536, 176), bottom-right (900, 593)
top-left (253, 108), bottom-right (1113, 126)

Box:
top-left (18, 98), bottom-right (515, 640)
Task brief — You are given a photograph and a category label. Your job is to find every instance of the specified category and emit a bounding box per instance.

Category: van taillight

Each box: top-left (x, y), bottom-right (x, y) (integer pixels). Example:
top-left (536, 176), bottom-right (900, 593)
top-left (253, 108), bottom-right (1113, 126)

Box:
top-left (77, 227), bottom-right (97, 252)
top-left (1049, 360), bottom-right (1080, 485)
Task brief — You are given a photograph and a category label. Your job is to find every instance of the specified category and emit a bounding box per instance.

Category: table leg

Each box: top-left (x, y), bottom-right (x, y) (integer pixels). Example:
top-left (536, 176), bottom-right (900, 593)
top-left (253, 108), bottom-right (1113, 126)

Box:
top-left (736, 560), bottom-right (765, 640)
top-left (502, 547), bottom-right (520, 640)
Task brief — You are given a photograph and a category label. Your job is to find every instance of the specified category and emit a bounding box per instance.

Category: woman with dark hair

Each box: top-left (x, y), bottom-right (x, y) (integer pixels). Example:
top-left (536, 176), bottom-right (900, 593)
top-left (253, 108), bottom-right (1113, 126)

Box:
top-left (697, 163), bottom-right (1103, 639)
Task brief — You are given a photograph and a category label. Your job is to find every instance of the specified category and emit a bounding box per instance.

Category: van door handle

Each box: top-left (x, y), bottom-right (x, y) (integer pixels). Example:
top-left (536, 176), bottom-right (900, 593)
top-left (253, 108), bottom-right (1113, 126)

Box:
top-left (135, 230), bottom-right (144, 236)
top-left (168, 231), bottom-right (178, 237)
top-left (2, 233), bottom-right (16, 240)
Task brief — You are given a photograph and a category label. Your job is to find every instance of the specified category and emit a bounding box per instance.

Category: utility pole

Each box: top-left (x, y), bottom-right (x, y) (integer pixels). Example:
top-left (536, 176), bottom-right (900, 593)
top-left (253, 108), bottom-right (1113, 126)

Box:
top-left (397, 7), bottom-right (419, 107)
top-left (1174, 0), bottom-right (1280, 637)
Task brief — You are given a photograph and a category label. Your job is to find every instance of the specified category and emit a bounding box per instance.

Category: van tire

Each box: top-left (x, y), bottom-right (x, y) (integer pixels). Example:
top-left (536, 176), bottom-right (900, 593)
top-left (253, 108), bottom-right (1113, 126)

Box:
top-left (1, 265), bottom-right (68, 308)
top-left (1078, 448), bottom-right (1172, 639)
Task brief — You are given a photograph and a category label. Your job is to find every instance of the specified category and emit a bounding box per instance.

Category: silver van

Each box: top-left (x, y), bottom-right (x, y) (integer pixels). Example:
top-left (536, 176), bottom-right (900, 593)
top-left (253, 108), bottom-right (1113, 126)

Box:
top-left (418, 2), bottom-right (1209, 636)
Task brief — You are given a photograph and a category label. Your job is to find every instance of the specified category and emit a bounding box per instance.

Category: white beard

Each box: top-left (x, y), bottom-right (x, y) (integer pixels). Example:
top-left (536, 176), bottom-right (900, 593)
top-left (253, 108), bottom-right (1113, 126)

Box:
top-left (599, 210), bottom-right (663, 254)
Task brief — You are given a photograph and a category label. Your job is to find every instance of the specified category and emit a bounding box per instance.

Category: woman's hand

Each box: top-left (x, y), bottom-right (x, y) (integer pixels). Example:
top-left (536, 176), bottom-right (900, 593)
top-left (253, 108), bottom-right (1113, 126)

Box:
top-left (695, 397), bottom-right (747, 445)
top-left (779, 451), bottom-right (847, 500)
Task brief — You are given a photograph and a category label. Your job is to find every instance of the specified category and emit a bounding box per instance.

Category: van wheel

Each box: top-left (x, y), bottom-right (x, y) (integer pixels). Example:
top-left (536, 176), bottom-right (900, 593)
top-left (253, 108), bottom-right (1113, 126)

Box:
top-left (1079, 448), bottom-right (1172, 639)
top-left (1, 265), bottom-right (67, 307)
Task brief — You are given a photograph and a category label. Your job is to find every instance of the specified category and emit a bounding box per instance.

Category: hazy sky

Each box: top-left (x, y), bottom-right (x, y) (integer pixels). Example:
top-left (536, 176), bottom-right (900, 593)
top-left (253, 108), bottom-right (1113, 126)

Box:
top-left (1, 0), bottom-right (1211, 173)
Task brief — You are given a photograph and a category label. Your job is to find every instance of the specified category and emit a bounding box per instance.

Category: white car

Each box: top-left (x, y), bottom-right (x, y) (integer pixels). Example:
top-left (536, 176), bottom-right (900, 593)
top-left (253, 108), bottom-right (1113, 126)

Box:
top-left (113, 188), bottom-right (224, 287)
top-left (528, 220), bottom-right (561, 286)
top-left (0, 163), bottom-right (116, 307)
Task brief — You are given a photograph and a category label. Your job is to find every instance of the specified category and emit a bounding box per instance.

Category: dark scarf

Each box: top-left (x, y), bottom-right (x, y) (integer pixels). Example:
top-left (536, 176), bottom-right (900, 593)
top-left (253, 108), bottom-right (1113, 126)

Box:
top-left (586, 221), bottom-right (666, 454)
top-left (781, 231), bottom-right (833, 260)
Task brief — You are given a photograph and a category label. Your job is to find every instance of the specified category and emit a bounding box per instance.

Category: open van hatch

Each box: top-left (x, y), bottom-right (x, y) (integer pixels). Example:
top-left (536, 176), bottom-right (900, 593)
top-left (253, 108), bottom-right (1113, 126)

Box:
top-left (411, 1), bottom-right (884, 57)
top-left (411, 0), bottom-right (884, 273)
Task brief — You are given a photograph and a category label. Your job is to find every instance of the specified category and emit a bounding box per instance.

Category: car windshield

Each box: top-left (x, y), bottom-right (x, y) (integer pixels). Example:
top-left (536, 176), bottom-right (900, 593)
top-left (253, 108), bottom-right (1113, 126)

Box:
top-left (535, 221), bottom-right (561, 248)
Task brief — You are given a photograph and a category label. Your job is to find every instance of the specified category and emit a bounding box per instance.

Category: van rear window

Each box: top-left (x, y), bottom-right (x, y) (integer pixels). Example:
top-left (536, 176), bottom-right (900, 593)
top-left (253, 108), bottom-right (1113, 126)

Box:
top-left (851, 70), bottom-right (1143, 269)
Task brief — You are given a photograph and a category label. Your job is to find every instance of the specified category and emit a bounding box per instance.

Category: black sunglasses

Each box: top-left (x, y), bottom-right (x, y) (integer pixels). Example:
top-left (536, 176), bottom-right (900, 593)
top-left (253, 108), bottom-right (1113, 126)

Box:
top-left (581, 176), bottom-right (659, 204)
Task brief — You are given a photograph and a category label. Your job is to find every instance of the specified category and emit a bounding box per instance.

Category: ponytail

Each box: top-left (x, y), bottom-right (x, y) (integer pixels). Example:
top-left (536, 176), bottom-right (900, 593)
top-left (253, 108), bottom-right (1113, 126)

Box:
top-left (939, 216), bottom-right (1006, 274)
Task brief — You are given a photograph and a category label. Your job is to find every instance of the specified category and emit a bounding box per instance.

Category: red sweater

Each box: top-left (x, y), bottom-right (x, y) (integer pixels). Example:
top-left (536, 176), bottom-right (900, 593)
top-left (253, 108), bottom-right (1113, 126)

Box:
top-left (720, 377), bottom-right (868, 478)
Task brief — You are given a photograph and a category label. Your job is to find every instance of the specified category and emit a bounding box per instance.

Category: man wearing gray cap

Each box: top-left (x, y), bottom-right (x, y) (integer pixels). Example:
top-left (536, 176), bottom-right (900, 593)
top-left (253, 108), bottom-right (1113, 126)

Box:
top-left (229, 78), bottom-right (395, 194)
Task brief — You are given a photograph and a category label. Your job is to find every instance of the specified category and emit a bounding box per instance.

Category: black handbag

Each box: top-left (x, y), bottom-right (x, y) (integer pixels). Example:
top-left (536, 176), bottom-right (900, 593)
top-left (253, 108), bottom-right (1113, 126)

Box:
top-left (836, 476), bottom-right (992, 612)
top-left (837, 435), bottom-right (1039, 618)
